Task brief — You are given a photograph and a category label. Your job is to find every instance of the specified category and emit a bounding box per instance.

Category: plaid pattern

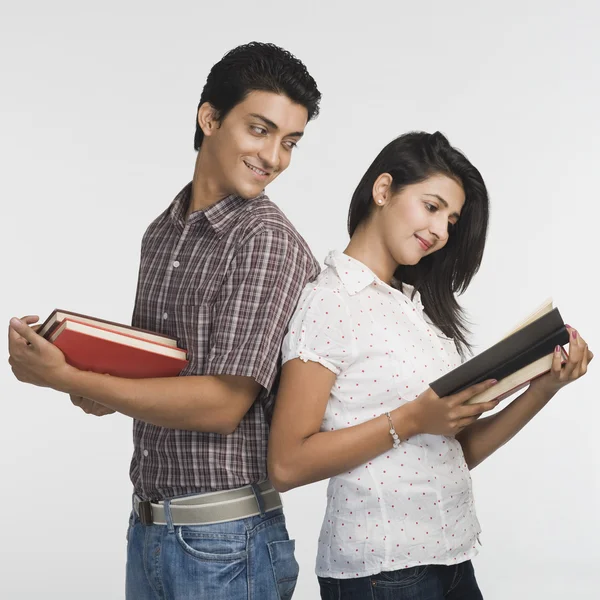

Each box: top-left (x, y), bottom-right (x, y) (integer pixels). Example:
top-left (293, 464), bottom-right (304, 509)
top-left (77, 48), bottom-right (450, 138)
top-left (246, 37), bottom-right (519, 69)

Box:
top-left (130, 183), bottom-right (320, 501)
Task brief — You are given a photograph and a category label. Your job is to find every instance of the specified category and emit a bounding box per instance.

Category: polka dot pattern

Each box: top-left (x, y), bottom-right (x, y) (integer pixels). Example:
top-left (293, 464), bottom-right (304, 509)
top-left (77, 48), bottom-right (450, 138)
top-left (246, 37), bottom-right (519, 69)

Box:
top-left (282, 251), bottom-right (481, 579)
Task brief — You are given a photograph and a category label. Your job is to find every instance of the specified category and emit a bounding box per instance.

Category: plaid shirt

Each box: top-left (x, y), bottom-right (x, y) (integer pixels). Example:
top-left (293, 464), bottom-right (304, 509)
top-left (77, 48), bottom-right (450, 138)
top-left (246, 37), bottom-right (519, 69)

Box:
top-left (130, 183), bottom-right (320, 501)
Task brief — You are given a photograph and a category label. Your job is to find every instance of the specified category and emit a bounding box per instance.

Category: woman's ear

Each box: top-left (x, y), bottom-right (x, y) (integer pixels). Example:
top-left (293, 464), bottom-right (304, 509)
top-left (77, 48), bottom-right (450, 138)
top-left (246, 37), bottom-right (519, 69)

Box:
top-left (372, 173), bottom-right (393, 206)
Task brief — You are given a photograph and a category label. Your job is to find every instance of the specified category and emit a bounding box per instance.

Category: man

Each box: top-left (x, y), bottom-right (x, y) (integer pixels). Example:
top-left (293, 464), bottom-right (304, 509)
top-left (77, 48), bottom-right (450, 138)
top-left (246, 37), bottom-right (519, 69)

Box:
top-left (9, 42), bottom-right (321, 599)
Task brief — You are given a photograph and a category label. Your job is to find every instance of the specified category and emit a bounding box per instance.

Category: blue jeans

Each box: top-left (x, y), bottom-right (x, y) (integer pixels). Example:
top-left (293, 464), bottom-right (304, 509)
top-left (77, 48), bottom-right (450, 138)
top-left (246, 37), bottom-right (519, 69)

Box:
top-left (318, 561), bottom-right (483, 600)
top-left (126, 507), bottom-right (299, 599)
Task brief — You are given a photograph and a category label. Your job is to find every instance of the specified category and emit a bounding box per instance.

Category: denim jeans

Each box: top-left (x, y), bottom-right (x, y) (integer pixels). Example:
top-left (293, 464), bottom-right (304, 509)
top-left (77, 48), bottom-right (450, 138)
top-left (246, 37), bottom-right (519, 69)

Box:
top-left (318, 560), bottom-right (483, 600)
top-left (126, 506), bottom-right (299, 599)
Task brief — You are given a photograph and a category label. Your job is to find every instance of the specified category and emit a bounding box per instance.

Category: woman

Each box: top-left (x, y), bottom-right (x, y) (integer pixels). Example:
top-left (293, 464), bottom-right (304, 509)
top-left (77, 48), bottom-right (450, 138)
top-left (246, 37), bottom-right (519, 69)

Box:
top-left (267, 131), bottom-right (592, 599)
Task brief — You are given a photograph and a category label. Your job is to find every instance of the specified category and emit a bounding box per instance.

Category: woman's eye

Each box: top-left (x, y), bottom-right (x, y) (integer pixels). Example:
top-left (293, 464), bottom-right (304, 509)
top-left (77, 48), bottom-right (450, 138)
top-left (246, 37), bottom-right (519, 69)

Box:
top-left (425, 203), bottom-right (437, 213)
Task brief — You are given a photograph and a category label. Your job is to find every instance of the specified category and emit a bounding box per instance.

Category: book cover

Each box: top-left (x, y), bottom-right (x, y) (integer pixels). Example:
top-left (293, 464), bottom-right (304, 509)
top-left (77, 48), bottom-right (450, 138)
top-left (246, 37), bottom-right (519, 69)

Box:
top-left (466, 348), bottom-right (568, 404)
top-left (430, 306), bottom-right (569, 398)
top-left (50, 320), bottom-right (188, 378)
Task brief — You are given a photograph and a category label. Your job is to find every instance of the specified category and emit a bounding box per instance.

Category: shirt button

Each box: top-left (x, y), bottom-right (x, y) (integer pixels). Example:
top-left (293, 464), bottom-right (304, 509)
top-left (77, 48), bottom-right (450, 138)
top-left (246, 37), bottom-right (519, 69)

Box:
top-left (173, 260), bottom-right (180, 268)
top-left (162, 312), bottom-right (168, 320)
top-left (143, 450), bottom-right (149, 457)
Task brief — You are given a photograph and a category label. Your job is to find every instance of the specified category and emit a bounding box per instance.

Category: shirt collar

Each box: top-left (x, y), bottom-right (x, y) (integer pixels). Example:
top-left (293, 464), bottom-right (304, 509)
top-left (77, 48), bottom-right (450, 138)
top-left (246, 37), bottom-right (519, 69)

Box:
top-left (325, 250), bottom-right (424, 310)
top-left (168, 183), bottom-right (267, 237)
top-left (325, 250), bottom-right (377, 295)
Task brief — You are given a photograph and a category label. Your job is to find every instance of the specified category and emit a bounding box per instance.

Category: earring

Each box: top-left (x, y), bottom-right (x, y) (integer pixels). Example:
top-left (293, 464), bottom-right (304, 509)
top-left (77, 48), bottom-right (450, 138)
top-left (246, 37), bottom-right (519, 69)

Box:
top-left (377, 199), bottom-right (383, 205)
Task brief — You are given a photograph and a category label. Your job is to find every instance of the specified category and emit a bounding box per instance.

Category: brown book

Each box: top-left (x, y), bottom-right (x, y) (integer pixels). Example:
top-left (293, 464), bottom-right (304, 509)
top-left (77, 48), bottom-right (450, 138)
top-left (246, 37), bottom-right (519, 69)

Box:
top-left (38, 308), bottom-right (178, 348)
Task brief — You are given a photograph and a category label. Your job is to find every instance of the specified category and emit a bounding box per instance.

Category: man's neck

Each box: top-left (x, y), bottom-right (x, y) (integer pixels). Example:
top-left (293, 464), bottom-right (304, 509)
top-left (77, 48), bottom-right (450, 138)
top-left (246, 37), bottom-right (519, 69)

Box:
top-left (188, 151), bottom-right (229, 218)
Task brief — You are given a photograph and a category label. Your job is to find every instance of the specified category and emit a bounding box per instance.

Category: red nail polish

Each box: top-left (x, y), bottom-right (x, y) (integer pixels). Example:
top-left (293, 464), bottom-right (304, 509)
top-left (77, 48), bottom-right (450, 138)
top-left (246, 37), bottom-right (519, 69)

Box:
top-left (555, 345), bottom-right (560, 353)
top-left (572, 330), bottom-right (578, 339)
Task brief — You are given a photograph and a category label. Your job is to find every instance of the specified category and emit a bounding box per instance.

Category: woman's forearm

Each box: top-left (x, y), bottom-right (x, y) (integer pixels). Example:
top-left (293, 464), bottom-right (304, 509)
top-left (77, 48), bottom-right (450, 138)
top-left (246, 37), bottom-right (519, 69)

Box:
top-left (456, 385), bottom-right (554, 469)
top-left (268, 403), bottom-right (419, 492)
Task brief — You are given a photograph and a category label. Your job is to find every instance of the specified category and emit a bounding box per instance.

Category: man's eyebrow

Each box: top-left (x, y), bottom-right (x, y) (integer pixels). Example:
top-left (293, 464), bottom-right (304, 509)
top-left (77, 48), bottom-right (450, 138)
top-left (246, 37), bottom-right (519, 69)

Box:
top-left (248, 113), bottom-right (304, 138)
top-left (423, 194), bottom-right (461, 219)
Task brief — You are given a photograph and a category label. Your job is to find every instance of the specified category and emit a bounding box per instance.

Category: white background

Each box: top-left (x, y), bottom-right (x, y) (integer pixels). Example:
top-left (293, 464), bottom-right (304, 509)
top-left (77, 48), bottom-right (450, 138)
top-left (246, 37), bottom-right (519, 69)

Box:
top-left (1, 1), bottom-right (599, 598)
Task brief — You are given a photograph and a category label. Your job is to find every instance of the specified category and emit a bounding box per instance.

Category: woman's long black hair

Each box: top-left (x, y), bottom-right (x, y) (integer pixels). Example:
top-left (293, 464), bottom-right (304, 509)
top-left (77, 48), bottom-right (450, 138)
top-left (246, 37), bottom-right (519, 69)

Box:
top-left (348, 131), bottom-right (490, 355)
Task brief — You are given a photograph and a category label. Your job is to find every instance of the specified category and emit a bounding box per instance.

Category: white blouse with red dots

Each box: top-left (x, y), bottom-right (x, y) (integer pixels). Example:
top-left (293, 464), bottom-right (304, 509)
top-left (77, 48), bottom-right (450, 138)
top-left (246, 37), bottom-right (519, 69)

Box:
top-left (282, 250), bottom-right (481, 579)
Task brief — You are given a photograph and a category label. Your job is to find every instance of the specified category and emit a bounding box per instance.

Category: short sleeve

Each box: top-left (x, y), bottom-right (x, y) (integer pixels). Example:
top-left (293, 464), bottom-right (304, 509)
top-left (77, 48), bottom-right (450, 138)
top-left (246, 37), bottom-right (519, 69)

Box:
top-left (282, 285), bottom-right (356, 375)
top-left (204, 228), bottom-right (319, 391)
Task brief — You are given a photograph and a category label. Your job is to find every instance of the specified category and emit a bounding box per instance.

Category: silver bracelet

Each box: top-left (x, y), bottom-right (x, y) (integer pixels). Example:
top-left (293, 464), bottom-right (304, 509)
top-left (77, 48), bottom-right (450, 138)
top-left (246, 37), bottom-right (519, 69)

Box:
top-left (384, 411), bottom-right (401, 449)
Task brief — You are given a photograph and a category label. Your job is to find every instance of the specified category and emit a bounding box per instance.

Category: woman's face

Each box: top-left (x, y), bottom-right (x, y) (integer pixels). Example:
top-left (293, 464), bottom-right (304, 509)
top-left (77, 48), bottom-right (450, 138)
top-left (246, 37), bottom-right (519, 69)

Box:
top-left (378, 173), bottom-right (466, 266)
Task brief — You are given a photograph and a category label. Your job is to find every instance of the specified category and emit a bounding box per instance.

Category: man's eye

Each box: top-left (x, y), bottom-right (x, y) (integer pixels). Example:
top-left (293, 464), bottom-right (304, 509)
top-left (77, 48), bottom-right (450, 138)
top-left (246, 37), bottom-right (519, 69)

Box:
top-left (284, 141), bottom-right (298, 150)
top-left (250, 126), bottom-right (267, 135)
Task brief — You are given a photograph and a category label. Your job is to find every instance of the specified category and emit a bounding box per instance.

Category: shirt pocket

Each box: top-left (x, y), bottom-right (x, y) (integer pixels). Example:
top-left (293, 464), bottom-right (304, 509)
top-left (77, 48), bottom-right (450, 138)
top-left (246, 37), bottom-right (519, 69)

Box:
top-left (170, 303), bottom-right (213, 375)
top-left (389, 350), bottom-right (424, 402)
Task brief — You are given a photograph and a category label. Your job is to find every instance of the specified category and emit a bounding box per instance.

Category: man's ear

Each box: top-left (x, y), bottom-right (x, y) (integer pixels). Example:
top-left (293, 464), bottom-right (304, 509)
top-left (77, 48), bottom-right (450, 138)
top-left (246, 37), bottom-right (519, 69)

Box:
top-left (197, 102), bottom-right (219, 138)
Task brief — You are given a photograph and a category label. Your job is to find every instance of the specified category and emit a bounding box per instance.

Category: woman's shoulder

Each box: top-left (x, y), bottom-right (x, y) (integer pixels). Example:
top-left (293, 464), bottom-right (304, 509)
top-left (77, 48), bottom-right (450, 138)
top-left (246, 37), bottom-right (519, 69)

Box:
top-left (296, 265), bottom-right (350, 309)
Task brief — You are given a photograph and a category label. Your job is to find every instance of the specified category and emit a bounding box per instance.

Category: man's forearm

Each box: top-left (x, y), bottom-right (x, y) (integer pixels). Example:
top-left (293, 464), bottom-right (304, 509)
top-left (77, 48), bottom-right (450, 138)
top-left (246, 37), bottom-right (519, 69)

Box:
top-left (61, 368), bottom-right (250, 433)
top-left (456, 385), bottom-right (555, 469)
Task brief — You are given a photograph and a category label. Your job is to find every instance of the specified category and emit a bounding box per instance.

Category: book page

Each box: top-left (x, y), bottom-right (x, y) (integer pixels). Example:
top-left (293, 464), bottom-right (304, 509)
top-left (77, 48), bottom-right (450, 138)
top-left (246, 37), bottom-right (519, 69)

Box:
top-left (500, 297), bottom-right (554, 340)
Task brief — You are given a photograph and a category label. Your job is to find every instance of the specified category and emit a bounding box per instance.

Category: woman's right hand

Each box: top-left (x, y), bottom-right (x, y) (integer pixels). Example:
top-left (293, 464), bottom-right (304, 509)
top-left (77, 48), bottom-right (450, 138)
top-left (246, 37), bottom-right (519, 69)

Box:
top-left (406, 380), bottom-right (499, 437)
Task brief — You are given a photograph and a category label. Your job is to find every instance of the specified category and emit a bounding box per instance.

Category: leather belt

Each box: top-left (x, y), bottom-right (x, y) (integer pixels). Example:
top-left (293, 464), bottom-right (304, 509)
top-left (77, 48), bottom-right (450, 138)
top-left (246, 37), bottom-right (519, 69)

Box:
top-left (133, 480), bottom-right (282, 526)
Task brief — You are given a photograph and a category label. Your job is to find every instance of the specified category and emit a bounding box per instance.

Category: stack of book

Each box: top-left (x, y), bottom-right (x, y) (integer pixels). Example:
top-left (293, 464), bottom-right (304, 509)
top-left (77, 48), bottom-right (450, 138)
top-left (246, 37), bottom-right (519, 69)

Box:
top-left (39, 309), bottom-right (188, 378)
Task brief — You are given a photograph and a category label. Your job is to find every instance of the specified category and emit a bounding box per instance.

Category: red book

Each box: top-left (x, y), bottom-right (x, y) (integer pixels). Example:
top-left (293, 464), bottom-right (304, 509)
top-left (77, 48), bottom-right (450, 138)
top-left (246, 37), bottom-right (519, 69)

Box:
top-left (48, 319), bottom-right (188, 378)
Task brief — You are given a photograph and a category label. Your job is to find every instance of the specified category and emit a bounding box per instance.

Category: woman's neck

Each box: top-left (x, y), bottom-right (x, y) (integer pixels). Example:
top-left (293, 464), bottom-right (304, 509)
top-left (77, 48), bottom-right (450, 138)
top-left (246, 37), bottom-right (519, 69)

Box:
top-left (344, 224), bottom-right (398, 284)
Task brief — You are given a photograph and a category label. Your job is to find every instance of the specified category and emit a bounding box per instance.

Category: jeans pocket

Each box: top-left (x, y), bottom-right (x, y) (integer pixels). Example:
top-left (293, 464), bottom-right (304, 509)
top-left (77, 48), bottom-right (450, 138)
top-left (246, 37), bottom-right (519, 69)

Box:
top-left (126, 511), bottom-right (135, 542)
top-left (267, 539), bottom-right (300, 600)
top-left (175, 526), bottom-right (248, 562)
top-left (317, 576), bottom-right (340, 600)
top-left (371, 564), bottom-right (430, 588)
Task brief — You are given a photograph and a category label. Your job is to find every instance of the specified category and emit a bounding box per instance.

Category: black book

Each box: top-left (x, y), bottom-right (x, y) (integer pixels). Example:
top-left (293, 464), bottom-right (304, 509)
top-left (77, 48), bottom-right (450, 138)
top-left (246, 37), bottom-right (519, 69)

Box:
top-left (429, 303), bottom-right (569, 398)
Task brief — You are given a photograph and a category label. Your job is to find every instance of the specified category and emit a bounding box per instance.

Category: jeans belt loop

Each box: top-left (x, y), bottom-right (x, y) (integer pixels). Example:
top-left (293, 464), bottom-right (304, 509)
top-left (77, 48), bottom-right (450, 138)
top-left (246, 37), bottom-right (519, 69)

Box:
top-left (250, 482), bottom-right (266, 517)
top-left (138, 500), bottom-right (153, 526)
top-left (164, 499), bottom-right (175, 534)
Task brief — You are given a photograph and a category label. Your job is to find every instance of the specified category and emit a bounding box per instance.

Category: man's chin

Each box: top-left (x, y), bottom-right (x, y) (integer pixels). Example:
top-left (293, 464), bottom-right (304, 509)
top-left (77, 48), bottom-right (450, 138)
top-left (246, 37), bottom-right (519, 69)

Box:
top-left (235, 184), bottom-right (266, 200)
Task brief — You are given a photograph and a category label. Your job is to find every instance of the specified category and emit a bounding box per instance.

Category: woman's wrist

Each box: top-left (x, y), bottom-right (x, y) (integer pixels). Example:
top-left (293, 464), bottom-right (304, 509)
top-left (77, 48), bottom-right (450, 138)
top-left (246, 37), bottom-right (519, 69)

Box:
top-left (391, 402), bottom-right (422, 441)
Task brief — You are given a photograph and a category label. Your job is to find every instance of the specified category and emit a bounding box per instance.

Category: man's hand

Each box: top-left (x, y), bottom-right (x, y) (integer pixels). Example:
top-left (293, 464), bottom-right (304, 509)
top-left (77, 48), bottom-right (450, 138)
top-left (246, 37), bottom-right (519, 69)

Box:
top-left (70, 394), bottom-right (116, 416)
top-left (8, 315), bottom-right (73, 391)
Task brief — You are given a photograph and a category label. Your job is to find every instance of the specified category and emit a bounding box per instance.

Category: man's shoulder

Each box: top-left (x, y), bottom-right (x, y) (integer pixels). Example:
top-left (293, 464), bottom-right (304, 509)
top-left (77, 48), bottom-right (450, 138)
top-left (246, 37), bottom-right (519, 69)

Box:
top-left (237, 196), bottom-right (319, 267)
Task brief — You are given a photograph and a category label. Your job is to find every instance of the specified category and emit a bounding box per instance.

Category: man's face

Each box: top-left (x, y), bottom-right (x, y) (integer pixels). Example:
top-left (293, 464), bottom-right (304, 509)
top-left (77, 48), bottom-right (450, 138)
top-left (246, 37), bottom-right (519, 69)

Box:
top-left (200, 90), bottom-right (308, 199)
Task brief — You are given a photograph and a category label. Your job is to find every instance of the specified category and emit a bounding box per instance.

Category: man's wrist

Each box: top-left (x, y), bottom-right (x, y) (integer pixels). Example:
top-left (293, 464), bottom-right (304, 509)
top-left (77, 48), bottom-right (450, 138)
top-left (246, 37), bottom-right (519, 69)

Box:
top-left (52, 363), bottom-right (83, 395)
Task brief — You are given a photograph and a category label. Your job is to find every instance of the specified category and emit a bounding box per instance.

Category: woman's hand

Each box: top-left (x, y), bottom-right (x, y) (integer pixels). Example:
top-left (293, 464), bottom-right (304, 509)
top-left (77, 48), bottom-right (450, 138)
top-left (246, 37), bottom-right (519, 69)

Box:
top-left (528, 326), bottom-right (593, 398)
top-left (407, 379), bottom-right (500, 437)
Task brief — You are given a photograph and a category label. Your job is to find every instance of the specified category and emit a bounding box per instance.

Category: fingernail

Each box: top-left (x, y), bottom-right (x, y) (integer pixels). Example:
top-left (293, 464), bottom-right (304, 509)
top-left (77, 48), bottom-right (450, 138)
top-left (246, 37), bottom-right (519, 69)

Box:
top-left (565, 324), bottom-right (571, 328)
top-left (555, 345), bottom-right (561, 353)
top-left (572, 330), bottom-right (578, 339)
top-left (10, 317), bottom-right (20, 326)
top-left (490, 379), bottom-right (498, 384)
